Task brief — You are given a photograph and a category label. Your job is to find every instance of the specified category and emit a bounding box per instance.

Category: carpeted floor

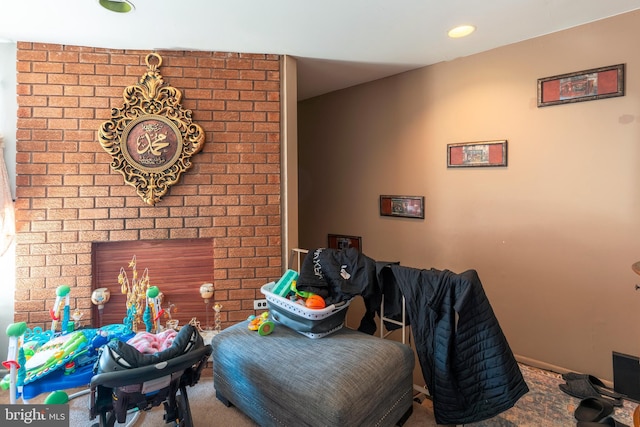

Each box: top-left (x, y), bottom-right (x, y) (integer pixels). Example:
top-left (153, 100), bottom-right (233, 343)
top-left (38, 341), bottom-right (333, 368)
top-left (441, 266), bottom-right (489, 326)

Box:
top-left (464, 364), bottom-right (635, 427)
top-left (1, 363), bottom-right (637, 426)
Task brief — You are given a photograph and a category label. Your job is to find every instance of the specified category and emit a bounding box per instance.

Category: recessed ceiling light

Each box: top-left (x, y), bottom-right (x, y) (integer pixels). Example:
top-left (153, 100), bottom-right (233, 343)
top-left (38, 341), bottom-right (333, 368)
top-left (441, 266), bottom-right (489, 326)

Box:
top-left (98, 0), bottom-right (135, 13)
top-left (448, 25), bottom-right (476, 38)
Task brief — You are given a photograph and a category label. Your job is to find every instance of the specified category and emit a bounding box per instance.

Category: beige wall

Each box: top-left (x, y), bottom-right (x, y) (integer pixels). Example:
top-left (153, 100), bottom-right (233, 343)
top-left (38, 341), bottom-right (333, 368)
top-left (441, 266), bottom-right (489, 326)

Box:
top-left (282, 55), bottom-right (299, 262)
top-left (298, 11), bottom-right (640, 380)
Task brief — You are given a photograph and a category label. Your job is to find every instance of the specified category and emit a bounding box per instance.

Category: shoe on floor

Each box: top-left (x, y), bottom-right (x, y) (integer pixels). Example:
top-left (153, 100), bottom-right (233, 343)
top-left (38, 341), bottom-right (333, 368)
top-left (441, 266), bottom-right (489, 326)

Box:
top-left (576, 415), bottom-right (630, 427)
top-left (560, 379), bottom-right (623, 407)
top-left (574, 397), bottom-right (614, 422)
top-left (563, 372), bottom-right (626, 399)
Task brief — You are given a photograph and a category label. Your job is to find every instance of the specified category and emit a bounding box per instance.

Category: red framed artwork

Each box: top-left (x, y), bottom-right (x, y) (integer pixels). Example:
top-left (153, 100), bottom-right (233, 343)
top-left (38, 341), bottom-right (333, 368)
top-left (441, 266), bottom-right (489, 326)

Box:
top-left (537, 64), bottom-right (625, 107)
top-left (328, 234), bottom-right (362, 251)
top-left (447, 140), bottom-right (507, 168)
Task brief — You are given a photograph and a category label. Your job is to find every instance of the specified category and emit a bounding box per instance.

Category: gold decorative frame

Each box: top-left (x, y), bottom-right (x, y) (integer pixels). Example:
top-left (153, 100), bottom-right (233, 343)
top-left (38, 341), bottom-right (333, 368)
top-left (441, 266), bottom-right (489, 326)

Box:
top-left (98, 53), bottom-right (205, 205)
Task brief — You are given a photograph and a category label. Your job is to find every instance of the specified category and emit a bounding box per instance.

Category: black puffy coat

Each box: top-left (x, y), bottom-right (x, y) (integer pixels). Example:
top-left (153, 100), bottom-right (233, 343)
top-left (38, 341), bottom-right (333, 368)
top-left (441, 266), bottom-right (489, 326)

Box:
top-left (384, 265), bottom-right (529, 425)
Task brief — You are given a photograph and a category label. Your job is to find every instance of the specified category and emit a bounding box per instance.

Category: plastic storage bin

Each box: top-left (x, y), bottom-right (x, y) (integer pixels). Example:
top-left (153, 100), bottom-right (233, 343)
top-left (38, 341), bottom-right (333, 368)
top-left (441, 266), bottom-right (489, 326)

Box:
top-left (260, 282), bottom-right (352, 339)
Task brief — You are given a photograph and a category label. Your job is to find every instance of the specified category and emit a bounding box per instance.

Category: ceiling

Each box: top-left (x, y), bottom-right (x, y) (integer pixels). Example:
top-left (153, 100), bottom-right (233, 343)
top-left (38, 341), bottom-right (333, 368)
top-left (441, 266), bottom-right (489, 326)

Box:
top-left (2, 0), bottom-right (640, 100)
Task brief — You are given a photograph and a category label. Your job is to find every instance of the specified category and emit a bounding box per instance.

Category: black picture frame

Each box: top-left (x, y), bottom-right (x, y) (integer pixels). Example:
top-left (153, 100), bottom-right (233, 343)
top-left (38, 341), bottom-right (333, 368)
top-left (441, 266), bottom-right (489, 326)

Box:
top-left (328, 234), bottom-right (362, 251)
top-left (379, 195), bottom-right (425, 219)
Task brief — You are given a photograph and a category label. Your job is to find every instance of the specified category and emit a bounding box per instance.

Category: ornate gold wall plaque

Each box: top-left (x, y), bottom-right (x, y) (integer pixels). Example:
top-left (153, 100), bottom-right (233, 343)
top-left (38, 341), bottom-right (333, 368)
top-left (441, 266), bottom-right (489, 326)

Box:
top-left (98, 53), bottom-right (205, 205)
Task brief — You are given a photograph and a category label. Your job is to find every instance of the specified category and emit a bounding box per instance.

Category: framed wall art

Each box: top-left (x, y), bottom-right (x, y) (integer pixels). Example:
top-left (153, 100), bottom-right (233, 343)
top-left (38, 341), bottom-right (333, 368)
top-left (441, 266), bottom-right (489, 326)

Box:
top-left (98, 53), bottom-right (205, 206)
top-left (447, 140), bottom-right (507, 168)
top-left (379, 195), bottom-right (425, 219)
top-left (537, 64), bottom-right (625, 107)
top-left (327, 234), bottom-right (362, 251)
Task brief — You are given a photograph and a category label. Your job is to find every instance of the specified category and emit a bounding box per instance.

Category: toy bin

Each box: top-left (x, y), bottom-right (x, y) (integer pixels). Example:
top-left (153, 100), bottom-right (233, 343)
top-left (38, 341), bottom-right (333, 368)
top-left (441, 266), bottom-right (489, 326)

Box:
top-left (260, 282), bottom-right (352, 338)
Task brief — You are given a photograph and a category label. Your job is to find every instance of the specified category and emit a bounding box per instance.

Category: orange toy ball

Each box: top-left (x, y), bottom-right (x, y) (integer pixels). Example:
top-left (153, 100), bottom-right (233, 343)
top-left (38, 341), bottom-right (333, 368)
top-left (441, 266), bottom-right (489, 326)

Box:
top-left (305, 294), bottom-right (326, 309)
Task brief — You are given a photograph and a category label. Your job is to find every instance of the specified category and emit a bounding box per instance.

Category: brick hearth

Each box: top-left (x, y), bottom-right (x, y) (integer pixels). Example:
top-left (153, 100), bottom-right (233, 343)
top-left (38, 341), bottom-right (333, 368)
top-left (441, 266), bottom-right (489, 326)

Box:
top-left (13, 44), bottom-right (282, 330)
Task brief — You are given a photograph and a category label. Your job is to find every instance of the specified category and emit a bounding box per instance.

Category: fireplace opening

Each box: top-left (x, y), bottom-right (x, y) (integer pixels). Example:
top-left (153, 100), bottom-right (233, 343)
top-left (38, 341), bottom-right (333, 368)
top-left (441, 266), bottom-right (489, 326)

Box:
top-left (91, 238), bottom-right (214, 331)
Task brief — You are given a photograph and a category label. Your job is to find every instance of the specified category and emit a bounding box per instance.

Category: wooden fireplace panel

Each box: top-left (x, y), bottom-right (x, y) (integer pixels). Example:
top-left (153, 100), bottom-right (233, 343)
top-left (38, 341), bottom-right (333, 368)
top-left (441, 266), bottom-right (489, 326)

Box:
top-left (92, 238), bottom-right (214, 330)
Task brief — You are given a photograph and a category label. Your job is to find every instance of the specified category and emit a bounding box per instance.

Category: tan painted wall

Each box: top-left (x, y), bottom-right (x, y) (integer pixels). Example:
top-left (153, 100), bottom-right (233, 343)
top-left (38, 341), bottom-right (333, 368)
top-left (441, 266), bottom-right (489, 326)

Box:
top-left (298, 11), bottom-right (640, 380)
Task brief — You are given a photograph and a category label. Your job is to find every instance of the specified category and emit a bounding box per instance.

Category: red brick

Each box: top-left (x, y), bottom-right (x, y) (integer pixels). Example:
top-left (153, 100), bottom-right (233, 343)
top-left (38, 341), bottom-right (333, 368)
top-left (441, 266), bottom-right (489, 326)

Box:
top-left (226, 58), bottom-right (253, 69)
top-left (108, 230), bottom-right (139, 241)
top-left (79, 52), bottom-right (110, 64)
top-left (169, 228), bottom-right (198, 239)
top-left (32, 197), bottom-right (62, 209)
top-left (47, 140), bottom-right (78, 152)
top-left (254, 81), bottom-right (279, 91)
top-left (48, 118), bottom-right (79, 129)
top-left (213, 69), bottom-right (240, 80)
top-left (33, 61), bottom-right (64, 73)
top-left (65, 63), bottom-right (95, 75)
top-left (241, 91), bottom-right (267, 101)
top-left (240, 70), bottom-right (266, 81)
top-left (31, 152), bottom-right (63, 164)
top-left (253, 60), bottom-right (280, 71)
top-left (185, 217), bottom-right (212, 228)
top-left (61, 264), bottom-right (92, 277)
top-left (46, 209), bottom-right (78, 220)
top-left (226, 101), bottom-right (253, 111)
top-left (17, 117), bottom-right (48, 129)
top-left (227, 206), bottom-right (254, 216)
top-left (241, 195), bottom-right (267, 205)
top-left (30, 265), bottom-right (62, 278)
top-left (64, 107), bottom-right (95, 119)
top-left (76, 187), bottom-right (106, 200)
top-left (78, 208), bottom-right (109, 219)
top-left (240, 153), bottom-right (267, 164)
top-left (47, 232), bottom-right (79, 243)
top-left (228, 163), bottom-right (254, 174)
top-left (48, 51), bottom-right (79, 63)
top-left (140, 229), bottom-right (169, 240)
top-left (94, 219), bottom-right (124, 231)
top-left (80, 96), bottom-right (109, 108)
top-left (46, 254), bottom-right (77, 266)
top-left (15, 47), bottom-right (281, 328)
top-left (47, 186), bottom-right (79, 198)
top-left (17, 49), bottom-right (48, 61)
top-left (63, 175), bottom-right (94, 186)
top-left (32, 106), bottom-right (63, 118)
top-left (15, 300), bottom-right (46, 312)
top-left (198, 57), bottom-right (225, 68)
top-left (125, 218), bottom-right (154, 229)
top-left (170, 77), bottom-right (198, 89)
top-left (64, 85), bottom-right (95, 97)
top-left (96, 64), bottom-right (125, 75)
top-left (240, 174), bottom-right (266, 184)
top-left (184, 67), bottom-right (212, 79)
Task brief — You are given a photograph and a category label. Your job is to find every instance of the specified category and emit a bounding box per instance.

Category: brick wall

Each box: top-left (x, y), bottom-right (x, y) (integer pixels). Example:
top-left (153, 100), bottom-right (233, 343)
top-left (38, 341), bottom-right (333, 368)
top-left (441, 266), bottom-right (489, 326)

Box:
top-left (13, 43), bottom-right (282, 329)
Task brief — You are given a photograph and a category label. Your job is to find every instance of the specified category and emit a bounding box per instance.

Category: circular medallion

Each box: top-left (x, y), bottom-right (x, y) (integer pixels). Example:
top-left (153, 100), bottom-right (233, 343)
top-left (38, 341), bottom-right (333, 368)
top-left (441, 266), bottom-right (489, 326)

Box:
top-left (121, 115), bottom-right (183, 173)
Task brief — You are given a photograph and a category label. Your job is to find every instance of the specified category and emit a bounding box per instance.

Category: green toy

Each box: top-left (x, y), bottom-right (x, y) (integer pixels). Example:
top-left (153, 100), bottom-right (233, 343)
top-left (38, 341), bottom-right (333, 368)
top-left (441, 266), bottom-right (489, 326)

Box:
top-left (247, 312), bottom-right (275, 336)
top-left (43, 390), bottom-right (69, 405)
top-left (3, 322), bottom-right (27, 404)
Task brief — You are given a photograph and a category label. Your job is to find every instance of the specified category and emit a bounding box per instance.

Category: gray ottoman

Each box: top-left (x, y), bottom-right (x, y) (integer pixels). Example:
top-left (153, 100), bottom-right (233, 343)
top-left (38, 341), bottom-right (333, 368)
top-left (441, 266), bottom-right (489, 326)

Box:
top-left (212, 321), bottom-right (414, 427)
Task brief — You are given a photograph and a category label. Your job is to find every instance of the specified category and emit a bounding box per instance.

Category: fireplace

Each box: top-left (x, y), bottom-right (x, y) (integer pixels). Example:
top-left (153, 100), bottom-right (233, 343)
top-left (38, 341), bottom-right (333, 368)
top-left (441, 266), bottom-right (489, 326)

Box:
top-left (92, 238), bottom-right (214, 330)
